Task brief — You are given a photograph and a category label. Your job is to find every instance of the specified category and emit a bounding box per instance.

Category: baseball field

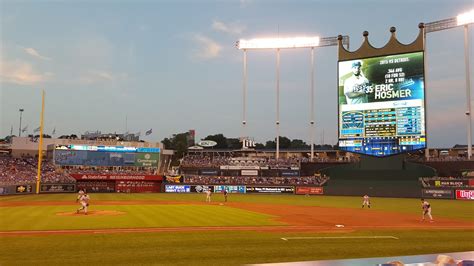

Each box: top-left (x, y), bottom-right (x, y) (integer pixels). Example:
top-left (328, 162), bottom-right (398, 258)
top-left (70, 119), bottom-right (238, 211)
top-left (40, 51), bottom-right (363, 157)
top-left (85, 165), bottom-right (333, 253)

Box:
top-left (1, 193), bottom-right (473, 265)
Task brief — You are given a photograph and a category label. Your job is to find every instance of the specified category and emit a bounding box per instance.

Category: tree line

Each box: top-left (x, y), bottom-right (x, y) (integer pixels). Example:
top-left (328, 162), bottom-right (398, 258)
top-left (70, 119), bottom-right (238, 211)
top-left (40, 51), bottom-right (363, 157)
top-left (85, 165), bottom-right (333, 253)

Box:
top-left (161, 132), bottom-right (336, 162)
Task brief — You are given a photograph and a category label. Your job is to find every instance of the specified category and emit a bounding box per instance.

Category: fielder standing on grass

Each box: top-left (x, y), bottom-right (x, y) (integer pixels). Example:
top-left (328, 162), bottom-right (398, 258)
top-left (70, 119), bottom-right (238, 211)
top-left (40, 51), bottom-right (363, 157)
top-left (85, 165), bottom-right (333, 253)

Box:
top-left (223, 189), bottom-right (228, 202)
top-left (421, 198), bottom-right (434, 222)
top-left (362, 194), bottom-right (371, 208)
top-left (205, 188), bottom-right (212, 203)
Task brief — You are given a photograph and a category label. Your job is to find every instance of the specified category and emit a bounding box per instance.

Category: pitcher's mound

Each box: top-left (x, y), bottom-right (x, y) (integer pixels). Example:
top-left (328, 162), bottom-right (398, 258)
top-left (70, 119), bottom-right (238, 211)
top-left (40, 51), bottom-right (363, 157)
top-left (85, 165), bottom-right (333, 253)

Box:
top-left (57, 210), bottom-right (126, 216)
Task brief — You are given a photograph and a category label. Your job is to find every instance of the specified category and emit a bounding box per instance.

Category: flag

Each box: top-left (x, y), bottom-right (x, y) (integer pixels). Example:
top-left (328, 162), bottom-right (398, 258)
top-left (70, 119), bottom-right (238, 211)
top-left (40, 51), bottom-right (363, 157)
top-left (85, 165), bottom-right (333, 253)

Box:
top-left (52, 127), bottom-right (56, 135)
top-left (145, 128), bottom-right (152, 136)
top-left (34, 127), bottom-right (40, 133)
top-left (22, 125), bottom-right (28, 133)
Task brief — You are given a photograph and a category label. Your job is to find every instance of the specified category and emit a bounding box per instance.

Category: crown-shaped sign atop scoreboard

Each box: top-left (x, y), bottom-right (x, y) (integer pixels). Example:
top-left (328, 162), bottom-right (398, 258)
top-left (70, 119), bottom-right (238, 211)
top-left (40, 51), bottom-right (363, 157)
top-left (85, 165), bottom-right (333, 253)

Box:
top-left (338, 24), bottom-right (425, 61)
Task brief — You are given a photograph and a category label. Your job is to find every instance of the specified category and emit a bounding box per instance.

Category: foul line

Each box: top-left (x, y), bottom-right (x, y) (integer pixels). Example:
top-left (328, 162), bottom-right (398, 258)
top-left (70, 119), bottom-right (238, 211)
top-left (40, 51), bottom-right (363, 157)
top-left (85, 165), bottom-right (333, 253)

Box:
top-left (281, 236), bottom-right (399, 241)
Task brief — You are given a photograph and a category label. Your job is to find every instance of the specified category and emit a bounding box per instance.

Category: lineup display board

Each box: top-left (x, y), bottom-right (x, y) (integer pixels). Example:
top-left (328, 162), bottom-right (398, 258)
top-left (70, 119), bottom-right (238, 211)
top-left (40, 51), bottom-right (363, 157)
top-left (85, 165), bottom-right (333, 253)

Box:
top-left (55, 145), bottom-right (160, 167)
top-left (338, 51), bottom-right (426, 156)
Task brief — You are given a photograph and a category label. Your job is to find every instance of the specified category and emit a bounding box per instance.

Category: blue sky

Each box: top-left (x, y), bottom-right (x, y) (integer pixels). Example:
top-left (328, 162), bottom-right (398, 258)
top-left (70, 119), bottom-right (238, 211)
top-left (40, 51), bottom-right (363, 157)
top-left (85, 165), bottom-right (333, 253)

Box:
top-left (0, 0), bottom-right (473, 148)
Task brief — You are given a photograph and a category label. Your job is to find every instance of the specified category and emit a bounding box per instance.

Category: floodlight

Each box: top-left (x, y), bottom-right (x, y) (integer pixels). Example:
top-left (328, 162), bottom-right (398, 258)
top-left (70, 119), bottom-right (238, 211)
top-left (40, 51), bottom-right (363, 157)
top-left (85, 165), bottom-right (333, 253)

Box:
top-left (237, 36), bottom-right (320, 50)
top-left (457, 9), bottom-right (474, 26)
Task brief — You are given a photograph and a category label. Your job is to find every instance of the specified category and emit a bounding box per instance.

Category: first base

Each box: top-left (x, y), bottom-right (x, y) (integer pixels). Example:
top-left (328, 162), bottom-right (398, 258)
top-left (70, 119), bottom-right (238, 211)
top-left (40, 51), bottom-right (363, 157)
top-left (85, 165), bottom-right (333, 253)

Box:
top-left (335, 224), bottom-right (345, 228)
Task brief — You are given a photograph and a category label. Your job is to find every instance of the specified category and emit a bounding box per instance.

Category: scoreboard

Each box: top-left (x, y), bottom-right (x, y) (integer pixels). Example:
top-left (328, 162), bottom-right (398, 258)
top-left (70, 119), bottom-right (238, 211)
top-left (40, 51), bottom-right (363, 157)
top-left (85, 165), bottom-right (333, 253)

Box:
top-left (338, 51), bottom-right (426, 156)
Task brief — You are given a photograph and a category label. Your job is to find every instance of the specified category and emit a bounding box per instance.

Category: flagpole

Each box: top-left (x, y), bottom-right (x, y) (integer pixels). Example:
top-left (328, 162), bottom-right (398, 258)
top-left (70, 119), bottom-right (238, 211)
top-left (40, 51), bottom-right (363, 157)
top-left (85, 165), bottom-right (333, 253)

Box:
top-left (36, 90), bottom-right (45, 194)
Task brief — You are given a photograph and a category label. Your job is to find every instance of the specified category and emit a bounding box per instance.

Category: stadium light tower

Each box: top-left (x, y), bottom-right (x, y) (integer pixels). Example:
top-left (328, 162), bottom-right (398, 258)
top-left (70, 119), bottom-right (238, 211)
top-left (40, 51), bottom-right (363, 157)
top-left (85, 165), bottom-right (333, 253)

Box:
top-left (18, 108), bottom-right (24, 137)
top-left (236, 36), bottom-right (349, 160)
top-left (425, 9), bottom-right (474, 159)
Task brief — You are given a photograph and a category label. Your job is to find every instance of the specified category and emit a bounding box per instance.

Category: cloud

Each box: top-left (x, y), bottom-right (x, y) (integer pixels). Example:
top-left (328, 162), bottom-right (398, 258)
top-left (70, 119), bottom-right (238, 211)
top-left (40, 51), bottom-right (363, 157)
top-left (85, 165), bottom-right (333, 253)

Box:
top-left (0, 59), bottom-right (53, 85)
top-left (212, 20), bottom-right (245, 35)
top-left (78, 70), bottom-right (116, 84)
top-left (192, 34), bottom-right (222, 59)
top-left (23, 47), bottom-right (51, 60)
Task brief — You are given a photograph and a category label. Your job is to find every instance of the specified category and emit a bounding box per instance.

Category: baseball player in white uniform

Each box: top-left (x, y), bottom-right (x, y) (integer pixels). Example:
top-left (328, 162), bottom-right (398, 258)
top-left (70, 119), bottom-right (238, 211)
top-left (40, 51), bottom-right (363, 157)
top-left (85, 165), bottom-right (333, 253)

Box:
top-left (76, 192), bottom-right (90, 215)
top-left (205, 189), bottom-right (212, 203)
top-left (344, 61), bottom-right (370, 105)
top-left (362, 194), bottom-right (371, 208)
top-left (421, 198), bottom-right (433, 222)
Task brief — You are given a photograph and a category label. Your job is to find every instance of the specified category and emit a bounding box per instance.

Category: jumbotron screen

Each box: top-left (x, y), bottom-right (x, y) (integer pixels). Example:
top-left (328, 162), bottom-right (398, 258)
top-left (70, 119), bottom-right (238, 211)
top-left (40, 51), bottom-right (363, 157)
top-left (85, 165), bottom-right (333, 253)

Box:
top-left (338, 51), bottom-right (426, 157)
top-left (54, 145), bottom-right (160, 167)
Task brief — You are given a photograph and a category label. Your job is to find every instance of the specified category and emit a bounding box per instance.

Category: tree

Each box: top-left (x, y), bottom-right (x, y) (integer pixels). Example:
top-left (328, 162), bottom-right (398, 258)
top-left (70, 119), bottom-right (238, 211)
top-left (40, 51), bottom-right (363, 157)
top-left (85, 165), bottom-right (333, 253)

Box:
top-left (161, 132), bottom-right (190, 165)
top-left (265, 140), bottom-right (276, 149)
top-left (34, 134), bottom-right (52, 138)
top-left (227, 138), bottom-right (241, 149)
top-left (279, 136), bottom-right (291, 149)
top-left (255, 143), bottom-right (265, 149)
top-left (203, 134), bottom-right (228, 149)
top-left (290, 139), bottom-right (309, 149)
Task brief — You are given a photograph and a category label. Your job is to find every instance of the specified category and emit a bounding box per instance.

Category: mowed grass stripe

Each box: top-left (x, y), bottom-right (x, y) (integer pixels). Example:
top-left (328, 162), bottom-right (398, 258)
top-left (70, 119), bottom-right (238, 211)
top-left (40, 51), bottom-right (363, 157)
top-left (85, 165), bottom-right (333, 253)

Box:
top-left (1, 229), bottom-right (473, 266)
top-left (0, 205), bottom-right (280, 231)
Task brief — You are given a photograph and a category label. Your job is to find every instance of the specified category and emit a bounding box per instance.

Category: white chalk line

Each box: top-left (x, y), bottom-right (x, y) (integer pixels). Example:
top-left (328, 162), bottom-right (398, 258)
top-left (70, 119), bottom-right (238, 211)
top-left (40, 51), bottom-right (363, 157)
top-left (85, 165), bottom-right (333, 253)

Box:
top-left (281, 235), bottom-right (399, 241)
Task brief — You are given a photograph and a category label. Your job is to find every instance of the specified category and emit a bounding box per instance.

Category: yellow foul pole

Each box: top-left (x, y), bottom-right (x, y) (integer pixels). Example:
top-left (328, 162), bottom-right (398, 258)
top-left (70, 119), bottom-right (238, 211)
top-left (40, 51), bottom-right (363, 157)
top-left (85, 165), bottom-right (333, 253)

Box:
top-left (36, 90), bottom-right (45, 194)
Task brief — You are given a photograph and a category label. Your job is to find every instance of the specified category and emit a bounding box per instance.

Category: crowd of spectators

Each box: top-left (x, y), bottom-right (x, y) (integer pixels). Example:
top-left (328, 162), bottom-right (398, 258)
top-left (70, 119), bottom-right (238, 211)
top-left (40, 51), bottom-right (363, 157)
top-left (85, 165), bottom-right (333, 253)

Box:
top-left (180, 155), bottom-right (229, 168)
top-left (181, 175), bottom-right (329, 186)
top-left (62, 166), bottom-right (157, 176)
top-left (181, 155), bottom-right (302, 168)
top-left (180, 154), bottom-right (359, 169)
top-left (0, 156), bottom-right (76, 185)
top-left (410, 155), bottom-right (472, 162)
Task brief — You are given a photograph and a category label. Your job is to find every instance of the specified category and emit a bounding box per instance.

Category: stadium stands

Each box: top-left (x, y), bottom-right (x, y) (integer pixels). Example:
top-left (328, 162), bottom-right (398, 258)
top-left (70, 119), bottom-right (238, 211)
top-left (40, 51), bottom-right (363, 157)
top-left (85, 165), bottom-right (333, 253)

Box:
top-left (0, 156), bottom-right (76, 185)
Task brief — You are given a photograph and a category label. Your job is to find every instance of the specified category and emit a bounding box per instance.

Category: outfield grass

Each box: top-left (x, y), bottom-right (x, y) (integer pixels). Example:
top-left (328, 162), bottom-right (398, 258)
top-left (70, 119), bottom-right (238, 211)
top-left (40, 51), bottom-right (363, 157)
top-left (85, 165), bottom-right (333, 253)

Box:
top-left (2, 193), bottom-right (473, 221)
top-left (0, 204), bottom-right (282, 231)
top-left (1, 230), bottom-right (473, 265)
top-left (0, 194), bottom-right (473, 265)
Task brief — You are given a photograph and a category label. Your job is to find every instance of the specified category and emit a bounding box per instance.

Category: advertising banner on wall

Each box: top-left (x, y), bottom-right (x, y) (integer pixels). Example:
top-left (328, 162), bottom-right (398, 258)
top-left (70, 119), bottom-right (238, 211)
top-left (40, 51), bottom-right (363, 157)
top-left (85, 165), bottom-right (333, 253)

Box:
top-left (134, 153), bottom-right (159, 167)
top-left (431, 180), bottom-right (471, 188)
top-left (200, 170), bottom-right (219, 175)
top-left (214, 185), bottom-right (246, 194)
top-left (16, 185), bottom-right (33, 194)
top-left (455, 190), bottom-right (474, 200)
top-left (241, 170), bottom-right (258, 176)
top-left (246, 186), bottom-right (294, 194)
top-left (71, 174), bottom-right (162, 181)
top-left (165, 185), bottom-right (191, 193)
top-left (281, 170), bottom-right (300, 177)
top-left (295, 187), bottom-right (324, 195)
top-left (338, 51), bottom-right (426, 157)
top-left (0, 185), bottom-right (34, 195)
top-left (40, 184), bottom-right (76, 193)
top-left (77, 181), bottom-right (116, 193)
top-left (421, 189), bottom-right (453, 199)
top-left (191, 185), bottom-right (214, 193)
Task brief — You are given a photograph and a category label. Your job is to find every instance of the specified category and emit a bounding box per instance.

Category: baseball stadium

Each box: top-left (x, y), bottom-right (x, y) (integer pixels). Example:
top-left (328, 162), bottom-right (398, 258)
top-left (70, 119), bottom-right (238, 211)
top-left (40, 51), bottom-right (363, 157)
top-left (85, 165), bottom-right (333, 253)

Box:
top-left (1, 2), bottom-right (474, 266)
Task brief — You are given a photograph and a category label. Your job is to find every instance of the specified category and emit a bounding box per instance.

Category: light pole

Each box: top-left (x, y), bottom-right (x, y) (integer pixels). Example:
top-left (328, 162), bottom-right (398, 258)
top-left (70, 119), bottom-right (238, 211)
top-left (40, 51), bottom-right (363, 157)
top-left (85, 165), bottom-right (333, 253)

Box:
top-left (425, 9), bottom-right (474, 159)
top-left (237, 36), bottom-right (348, 159)
top-left (18, 108), bottom-right (24, 137)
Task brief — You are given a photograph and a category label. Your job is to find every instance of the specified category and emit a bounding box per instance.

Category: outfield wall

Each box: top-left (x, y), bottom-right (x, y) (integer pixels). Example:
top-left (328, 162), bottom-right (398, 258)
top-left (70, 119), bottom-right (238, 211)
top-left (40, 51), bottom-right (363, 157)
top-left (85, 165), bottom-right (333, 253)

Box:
top-left (163, 184), bottom-right (324, 195)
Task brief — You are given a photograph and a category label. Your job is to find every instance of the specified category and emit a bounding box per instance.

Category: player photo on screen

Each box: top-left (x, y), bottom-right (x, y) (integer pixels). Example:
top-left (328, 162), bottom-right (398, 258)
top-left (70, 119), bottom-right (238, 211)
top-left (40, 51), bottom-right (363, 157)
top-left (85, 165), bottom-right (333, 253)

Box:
top-left (338, 51), bottom-right (426, 157)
